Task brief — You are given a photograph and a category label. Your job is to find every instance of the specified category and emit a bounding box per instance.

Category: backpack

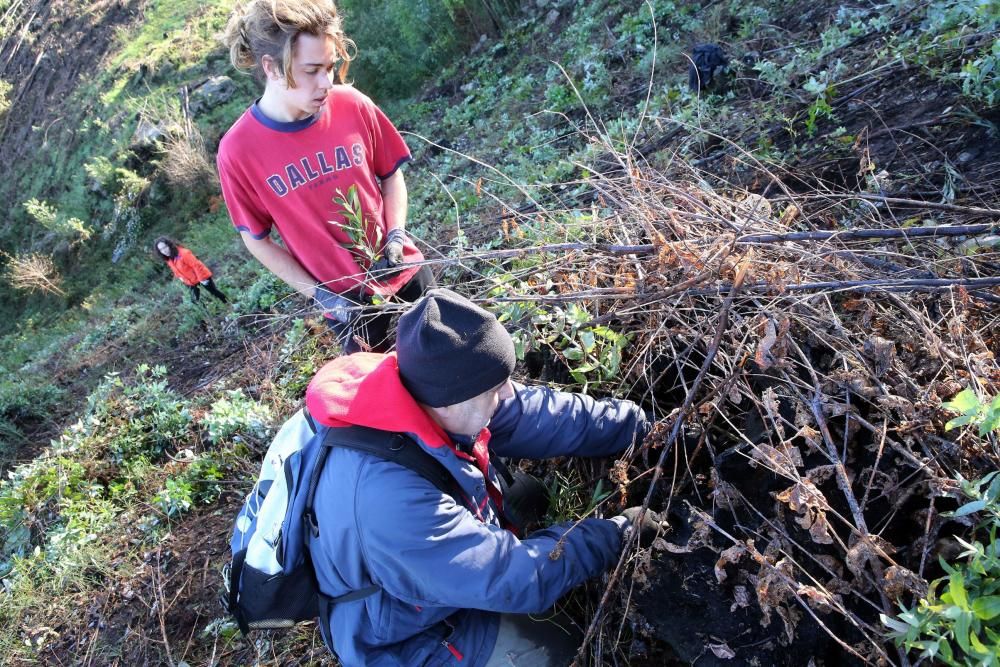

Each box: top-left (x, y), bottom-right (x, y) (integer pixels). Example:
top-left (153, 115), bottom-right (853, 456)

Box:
top-left (222, 408), bottom-right (464, 635)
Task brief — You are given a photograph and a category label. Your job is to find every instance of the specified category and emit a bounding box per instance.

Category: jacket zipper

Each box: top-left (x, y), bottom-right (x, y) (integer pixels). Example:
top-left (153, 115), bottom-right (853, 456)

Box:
top-left (441, 619), bottom-right (463, 661)
top-left (443, 640), bottom-right (463, 661)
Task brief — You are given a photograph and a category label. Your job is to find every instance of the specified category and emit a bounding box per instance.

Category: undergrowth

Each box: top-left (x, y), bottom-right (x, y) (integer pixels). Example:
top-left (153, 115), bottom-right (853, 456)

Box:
top-left (0, 0), bottom-right (997, 664)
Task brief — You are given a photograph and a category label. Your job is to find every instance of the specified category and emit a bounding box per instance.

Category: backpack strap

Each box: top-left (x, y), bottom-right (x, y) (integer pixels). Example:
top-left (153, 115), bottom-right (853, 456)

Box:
top-left (301, 424), bottom-right (465, 539)
top-left (303, 405), bottom-right (318, 434)
top-left (298, 424), bottom-right (465, 629)
top-left (490, 454), bottom-right (516, 487)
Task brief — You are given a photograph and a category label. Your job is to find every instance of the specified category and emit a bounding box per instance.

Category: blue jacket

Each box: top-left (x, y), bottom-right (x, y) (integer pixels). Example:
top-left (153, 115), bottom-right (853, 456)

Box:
top-left (304, 353), bottom-right (648, 666)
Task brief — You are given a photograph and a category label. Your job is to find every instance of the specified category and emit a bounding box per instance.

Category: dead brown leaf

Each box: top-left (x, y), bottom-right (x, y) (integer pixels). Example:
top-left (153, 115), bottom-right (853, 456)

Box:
top-left (775, 480), bottom-right (835, 545)
top-left (715, 544), bottom-right (748, 584)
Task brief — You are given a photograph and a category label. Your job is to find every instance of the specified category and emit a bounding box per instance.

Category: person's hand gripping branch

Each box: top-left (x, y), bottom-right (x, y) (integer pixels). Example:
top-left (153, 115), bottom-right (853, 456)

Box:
top-left (612, 506), bottom-right (669, 547)
top-left (314, 284), bottom-right (355, 324)
top-left (370, 227), bottom-right (407, 278)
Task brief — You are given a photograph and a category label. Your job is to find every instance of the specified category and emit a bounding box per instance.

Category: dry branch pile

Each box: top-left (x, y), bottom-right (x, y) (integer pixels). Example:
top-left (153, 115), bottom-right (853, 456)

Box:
top-left (445, 139), bottom-right (999, 663)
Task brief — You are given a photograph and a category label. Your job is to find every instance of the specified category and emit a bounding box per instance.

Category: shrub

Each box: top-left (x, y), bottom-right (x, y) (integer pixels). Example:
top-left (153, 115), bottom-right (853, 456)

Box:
top-left (491, 284), bottom-right (631, 391)
top-left (158, 122), bottom-right (219, 191)
top-left (153, 454), bottom-right (225, 519)
top-left (0, 375), bottom-right (62, 422)
top-left (883, 473), bottom-right (1000, 664)
top-left (275, 318), bottom-right (324, 398)
top-left (86, 364), bottom-right (193, 463)
top-left (0, 455), bottom-right (93, 577)
top-left (202, 389), bottom-right (272, 445)
top-left (2, 251), bottom-right (66, 296)
top-left (22, 198), bottom-right (92, 244)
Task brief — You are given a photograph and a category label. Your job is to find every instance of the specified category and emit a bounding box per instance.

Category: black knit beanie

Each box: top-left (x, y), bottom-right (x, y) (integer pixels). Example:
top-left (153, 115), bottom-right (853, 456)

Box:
top-left (397, 288), bottom-right (516, 407)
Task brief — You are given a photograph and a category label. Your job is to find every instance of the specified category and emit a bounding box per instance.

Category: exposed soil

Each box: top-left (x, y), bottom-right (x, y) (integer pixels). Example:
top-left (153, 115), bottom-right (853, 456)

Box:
top-left (3, 0), bottom-right (999, 665)
top-left (0, 0), bottom-right (143, 213)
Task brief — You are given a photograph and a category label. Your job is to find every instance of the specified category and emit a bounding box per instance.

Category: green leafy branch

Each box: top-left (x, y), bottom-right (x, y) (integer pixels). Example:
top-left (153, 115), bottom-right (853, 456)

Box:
top-left (490, 279), bottom-right (631, 390)
top-left (331, 185), bottom-right (383, 270)
top-left (882, 472), bottom-right (1000, 665)
top-left (944, 387), bottom-right (1000, 436)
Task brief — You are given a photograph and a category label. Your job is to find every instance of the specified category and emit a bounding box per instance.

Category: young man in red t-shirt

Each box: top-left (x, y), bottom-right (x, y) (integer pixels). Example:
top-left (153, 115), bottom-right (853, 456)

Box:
top-left (218, 0), bottom-right (433, 353)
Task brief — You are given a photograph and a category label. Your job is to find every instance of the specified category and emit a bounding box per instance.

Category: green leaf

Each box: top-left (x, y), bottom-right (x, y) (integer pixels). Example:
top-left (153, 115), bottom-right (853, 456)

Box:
top-left (986, 473), bottom-right (1000, 503)
top-left (579, 330), bottom-right (596, 353)
top-left (939, 637), bottom-right (954, 661)
top-left (513, 335), bottom-right (526, 361)
top-left (944, 388), bottom-right (981, 414)
top-left (979, 408), bottom-right (1000, 435)
top-left (881, 613), bottom-right (912, 635)
top-left (972, 596), bottom-right (1000, 620)
top-left (950, 573), bottom-right (970, 610)
top-left (946, 414), bottom-right (976, 430)
top-left (563, 347), bottom-right (583, 361)
top-left (951, 499), bottom-right (988, 517)
top-left (970, 628), bottom-right (990, 654)
top-left (955, 610), bottom-right (972, 652)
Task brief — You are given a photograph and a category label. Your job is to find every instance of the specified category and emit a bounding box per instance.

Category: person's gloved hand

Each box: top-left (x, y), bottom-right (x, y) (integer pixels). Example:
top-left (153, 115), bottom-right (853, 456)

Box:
top-left (613, 506), bottom-right (668, 546)
top-left (370, 228), bottom-right (407, 277)
top-left (383, 227), bottom-right (406, 266)
top-left (314, 284), bottom-right (353, 323)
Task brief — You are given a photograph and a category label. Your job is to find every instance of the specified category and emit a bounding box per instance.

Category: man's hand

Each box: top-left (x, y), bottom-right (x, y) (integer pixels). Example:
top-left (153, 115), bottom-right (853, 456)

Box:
top-left (370, 228), bottom-right (408, 278)
top-left (314, 284), bottom-right (353, 323)
top-left (384, 227), bottom-right (406, 266)
top-left (614, 506), bottom-right (668, 546)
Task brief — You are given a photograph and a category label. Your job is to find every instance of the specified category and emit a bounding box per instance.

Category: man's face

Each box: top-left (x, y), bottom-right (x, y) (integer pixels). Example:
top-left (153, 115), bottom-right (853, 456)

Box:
top-left (434, 379), bottom-right (515, 438)
top-left (264, 33), bottom-right (337, 121)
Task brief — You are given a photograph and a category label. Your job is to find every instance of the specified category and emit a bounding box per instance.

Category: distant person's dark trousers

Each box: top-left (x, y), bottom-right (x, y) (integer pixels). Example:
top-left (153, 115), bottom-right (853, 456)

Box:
top-left (190, 278), bottom-right (228, 304)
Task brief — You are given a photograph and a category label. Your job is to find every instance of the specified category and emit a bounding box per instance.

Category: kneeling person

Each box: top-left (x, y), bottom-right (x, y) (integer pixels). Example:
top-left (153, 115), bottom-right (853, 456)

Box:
top-left (306, 288), bottom-right (658, 666)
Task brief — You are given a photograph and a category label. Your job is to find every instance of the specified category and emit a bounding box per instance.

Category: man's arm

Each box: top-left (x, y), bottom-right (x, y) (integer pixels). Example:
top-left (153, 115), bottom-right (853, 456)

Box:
top-left (488, 382), bottom-right (649, 459)
top-left (240, 232), bottom-right (320, 299)
top-left (380, 169), bottom-right (407, 233)
top-left (351, 462), bottom-right (621, 613)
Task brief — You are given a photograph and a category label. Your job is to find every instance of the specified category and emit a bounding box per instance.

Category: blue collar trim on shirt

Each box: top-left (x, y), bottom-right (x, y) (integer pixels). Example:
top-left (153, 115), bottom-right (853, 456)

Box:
top-left (250, 101), bottom-right (320, 132)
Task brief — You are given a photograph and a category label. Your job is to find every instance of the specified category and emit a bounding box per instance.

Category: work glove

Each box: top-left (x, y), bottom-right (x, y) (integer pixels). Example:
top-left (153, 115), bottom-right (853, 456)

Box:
top-left (200, 279), bottom-right (211, 286)
top-left (370, 228), bottom-right (407, 277)
top-left (314, 284), bottom-right (354, 324)
top-left (613, 506), bottom-right (668, 546)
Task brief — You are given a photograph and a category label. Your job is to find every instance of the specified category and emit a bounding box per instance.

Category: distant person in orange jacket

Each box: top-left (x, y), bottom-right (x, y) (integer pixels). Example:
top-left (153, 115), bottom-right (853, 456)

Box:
top-left (154, 237), bottom-right (229, 304)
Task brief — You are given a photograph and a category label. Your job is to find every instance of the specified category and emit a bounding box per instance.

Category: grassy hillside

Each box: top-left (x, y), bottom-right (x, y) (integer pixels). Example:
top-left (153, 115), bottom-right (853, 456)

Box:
top-left (0, 0), bottom-right (997, 664)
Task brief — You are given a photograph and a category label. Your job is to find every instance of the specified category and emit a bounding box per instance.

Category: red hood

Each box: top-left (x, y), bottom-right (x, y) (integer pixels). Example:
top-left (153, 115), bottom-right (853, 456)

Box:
top-left (305, 353), bottom-right (451, 448)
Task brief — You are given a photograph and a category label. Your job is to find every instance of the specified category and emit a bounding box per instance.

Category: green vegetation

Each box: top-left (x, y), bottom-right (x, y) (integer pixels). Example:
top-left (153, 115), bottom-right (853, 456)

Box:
top-left (333, 184), bottom-right (384, 267)
top-left (339, 0), bottom-right (521, 99)
top-left (0, 0), bottom-right (997, 663)
top-left (23, 198), bottom-right (92, 245)
top-left (0, 361), bottom-right (279, 660)
top-left (944, 388), bottom-right (1000, 437)
top-left (547, 470), bottom-right (612, 524)
top-left (884, 473), bottom-right (1000, 665)
top-left (0, 79), bottom-right (11, 117)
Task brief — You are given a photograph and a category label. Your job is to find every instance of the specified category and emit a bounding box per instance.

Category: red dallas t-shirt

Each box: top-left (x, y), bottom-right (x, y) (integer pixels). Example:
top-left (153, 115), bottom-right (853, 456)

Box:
top-left (217, 85), bottom-right (423, 296)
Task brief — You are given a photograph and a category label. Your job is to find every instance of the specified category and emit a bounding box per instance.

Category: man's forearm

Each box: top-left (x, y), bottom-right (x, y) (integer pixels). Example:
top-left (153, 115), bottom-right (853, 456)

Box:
top-left (240, 233), bottom-right (319, 299)
top-left (380, 169), bottom-right (408, 232)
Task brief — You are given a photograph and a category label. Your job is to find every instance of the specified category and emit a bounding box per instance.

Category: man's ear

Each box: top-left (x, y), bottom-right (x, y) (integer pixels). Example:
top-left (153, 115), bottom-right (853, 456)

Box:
top-left (260, 54), bottom-right (281, 82)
